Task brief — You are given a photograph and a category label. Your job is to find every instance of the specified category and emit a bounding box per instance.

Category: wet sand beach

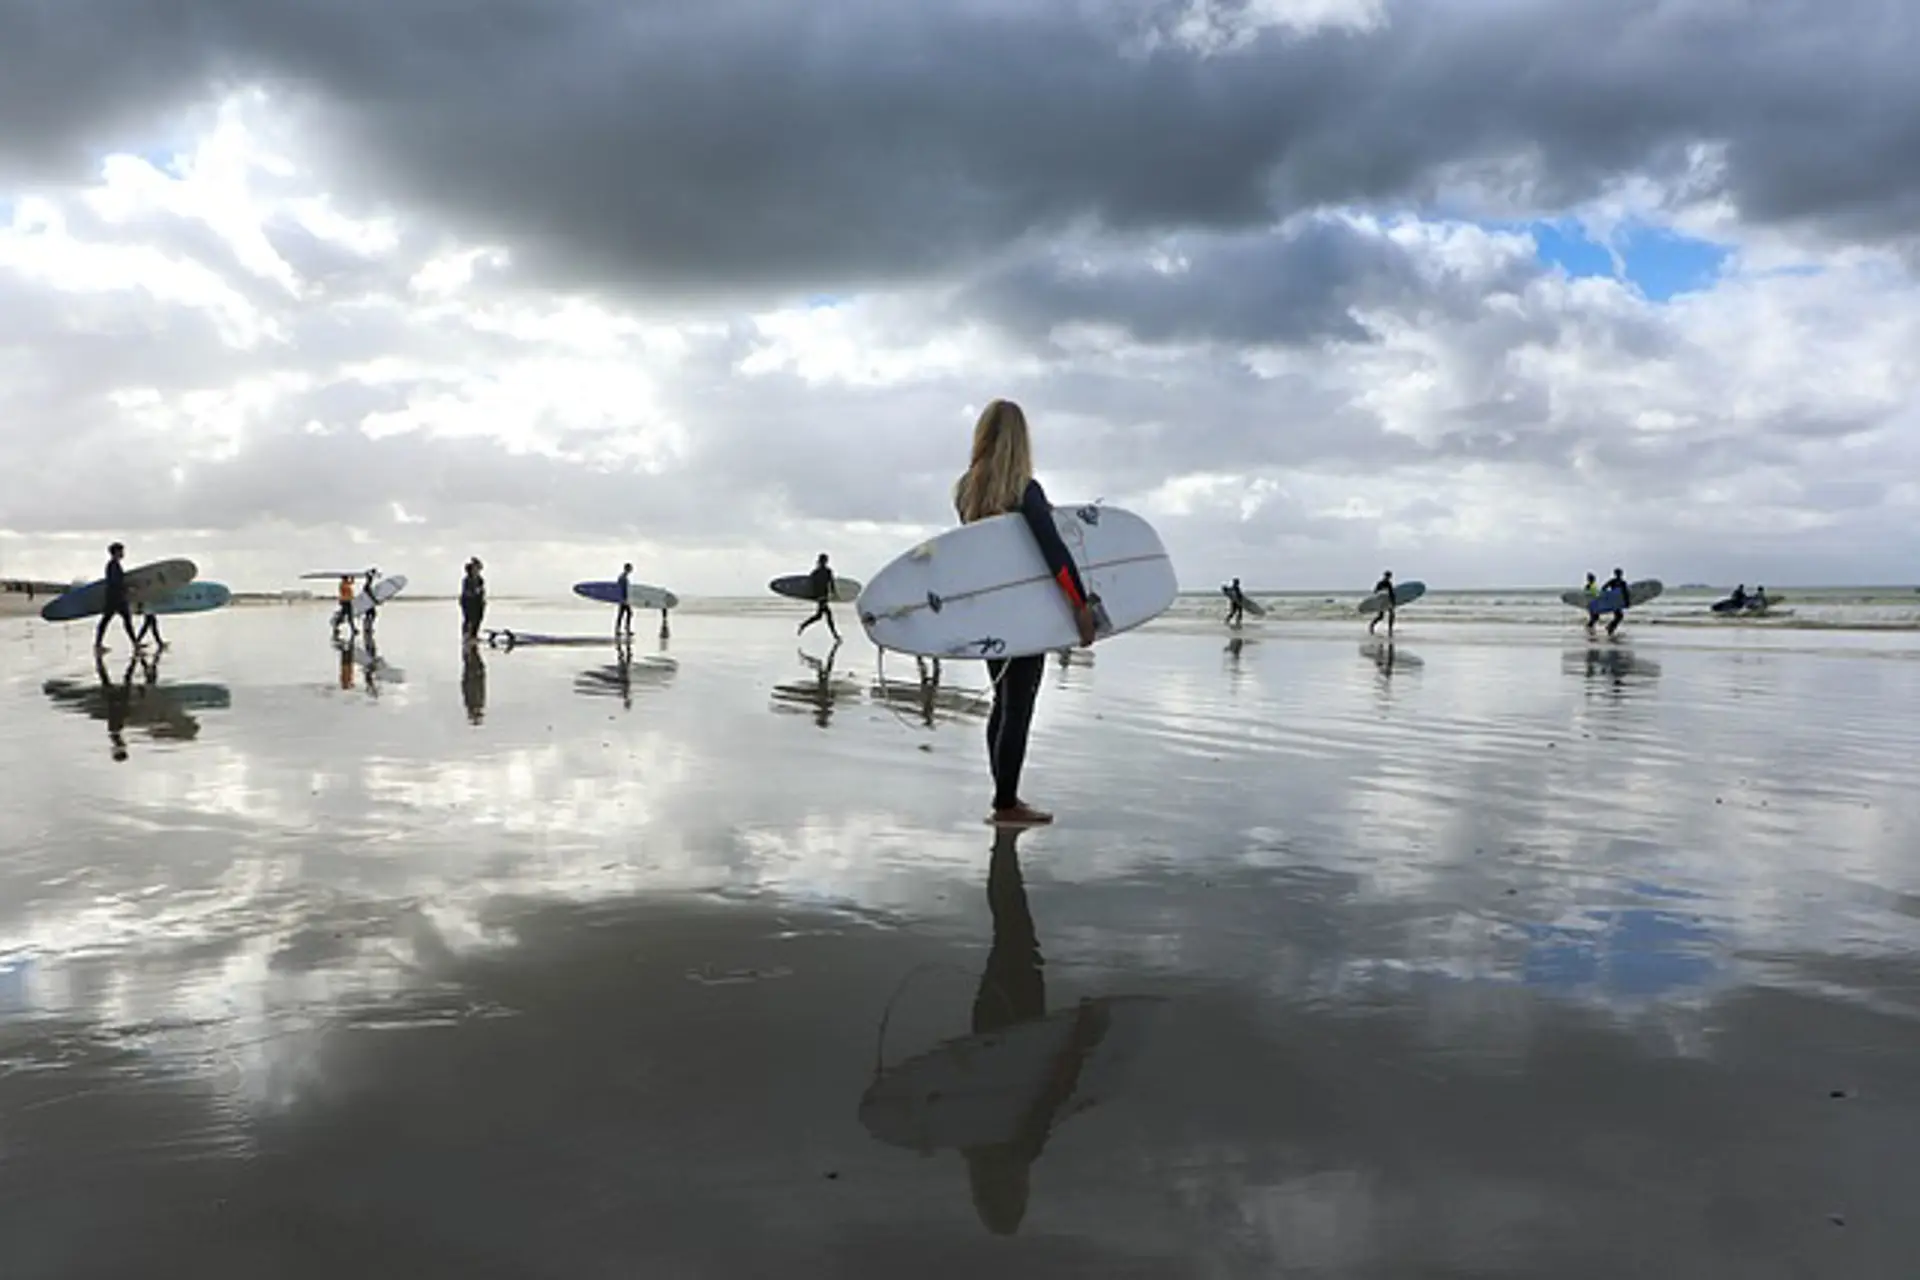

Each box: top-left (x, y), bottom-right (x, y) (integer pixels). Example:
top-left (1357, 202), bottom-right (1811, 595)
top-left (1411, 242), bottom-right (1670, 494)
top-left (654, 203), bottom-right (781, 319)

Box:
top-left (4, 603), bottom-right (1920, 1277)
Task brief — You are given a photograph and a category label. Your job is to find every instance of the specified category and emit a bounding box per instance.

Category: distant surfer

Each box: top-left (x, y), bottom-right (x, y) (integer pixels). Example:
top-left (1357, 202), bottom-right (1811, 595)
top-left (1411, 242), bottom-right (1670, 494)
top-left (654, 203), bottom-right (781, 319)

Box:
top-left (797, 553), bottom-right (841, 641)
top-left (954, 399), bottom-right (1097, 828)
top-left (94, 542), bottom-right (140, 654)
top-left (1582, 572), bottom-right (1600, 634)
top-left (1599, 567), bottom-right (1631, 637)
top-left (1751, 585), bottom-right (1769, 612)
top-left (615, 562), bottom-right (634, 639)
top-left (332, 575), bottom-right (357, 640)
top-left (1224, 577), bottom-right (1247, 629)
top-left (460, 558), bottom-right (486, 644)
top-left (360, 568), bottom-right (381, 640)
top-left (1367, 570), bottom-right (1397, 636)
top-left (1729, 583), bottom-right (1749, 611)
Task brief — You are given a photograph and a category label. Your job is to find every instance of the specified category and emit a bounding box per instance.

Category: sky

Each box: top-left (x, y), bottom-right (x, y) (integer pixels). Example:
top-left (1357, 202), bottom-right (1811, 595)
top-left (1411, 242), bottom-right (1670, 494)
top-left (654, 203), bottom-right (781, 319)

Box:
top-left (2, 0), bottom-right (1917, 593)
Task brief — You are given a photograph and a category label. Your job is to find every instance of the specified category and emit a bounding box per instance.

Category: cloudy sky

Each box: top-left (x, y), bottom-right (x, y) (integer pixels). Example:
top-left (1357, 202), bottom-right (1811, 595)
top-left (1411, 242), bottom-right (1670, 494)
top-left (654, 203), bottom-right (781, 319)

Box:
top-left (2, 0), bottom-right (1917, 593)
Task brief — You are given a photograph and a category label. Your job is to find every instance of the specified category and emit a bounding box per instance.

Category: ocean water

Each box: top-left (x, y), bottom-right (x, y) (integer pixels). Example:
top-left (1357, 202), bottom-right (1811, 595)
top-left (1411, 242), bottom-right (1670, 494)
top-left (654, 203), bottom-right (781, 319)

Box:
top-left (2, 602), bottom-right (1919, 1276)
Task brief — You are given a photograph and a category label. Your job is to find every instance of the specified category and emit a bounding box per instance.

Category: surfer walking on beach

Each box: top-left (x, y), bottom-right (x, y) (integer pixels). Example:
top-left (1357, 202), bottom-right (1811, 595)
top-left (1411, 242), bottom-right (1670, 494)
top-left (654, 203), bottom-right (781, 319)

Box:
top-left (1600, 567), bottom-right (1631, 638)
top-left (615, 563), bottom-right (634, 639)
top-left (797, 553), bottom-right (842, 641)
top-left (94, 542), bottom-right (140, 654)
top-left (332, 575), bottom-right (356, 640)
top-left (1224, 577), bottom-right (1247, 629)
top-left (1367, 570), bottom-right (1398, 637)
top-left (460, 558), bottom-right (486, 644)
top-left (956, 399), bottom-right (1097, 828)
top-left (360, 568), bottom-right (381, 641)
top-left (1582, 572), bottom-right (1600, 634)
top-left (133, 608), bottom-right (165, 651)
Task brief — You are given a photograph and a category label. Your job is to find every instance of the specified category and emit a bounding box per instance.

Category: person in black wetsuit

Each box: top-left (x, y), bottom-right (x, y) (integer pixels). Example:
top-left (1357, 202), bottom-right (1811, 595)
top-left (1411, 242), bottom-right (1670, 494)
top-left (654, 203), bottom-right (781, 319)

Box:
top-left (1601, 567), bottom-right (1631, 637)
top-left (360, 568), bottom-right (381, 641)
top-left (797, 553), bottom-right (841, 640)
top-left (1367, 570), bottom-right (1397, 636)
top-left (460, 558), bottom-right (486, 644)
top-left (95, 542), bottom-right (140, 653)
top-left (133, 608), bottom-right (164, 651)
top-left (955, 399), bottom-right (1098, 827)
top-left (615, 562), bottom-right (634, 639)
top-left (1224, 577), bottom-right (1247, 629)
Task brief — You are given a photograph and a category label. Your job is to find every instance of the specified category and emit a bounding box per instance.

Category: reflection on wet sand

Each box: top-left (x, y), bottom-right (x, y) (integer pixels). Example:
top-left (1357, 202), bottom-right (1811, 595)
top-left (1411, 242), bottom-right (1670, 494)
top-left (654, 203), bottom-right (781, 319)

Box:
top-left (460, 645), bottom-right (487, 724)
top-left (333, 636), bottom-right (404, 695)
top-left (861, 828), bottom-right (1162, 1236)
top-left (42, 653), bottom-right (230, 757)
top-left (1360, 640), bottom-right (1422, 675)
top-left (573, 642), bottom-right (679, 709)
top-left (771, 641), bottom-right (861, 727)
top-left (1566, 644), bottom-right (1664, 685)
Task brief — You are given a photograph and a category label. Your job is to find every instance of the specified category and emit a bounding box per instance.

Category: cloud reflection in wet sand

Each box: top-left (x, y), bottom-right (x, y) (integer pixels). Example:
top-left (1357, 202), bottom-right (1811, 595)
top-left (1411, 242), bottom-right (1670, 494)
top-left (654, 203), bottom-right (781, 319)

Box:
top-left (2, 604), bottom-right (1919, 1275)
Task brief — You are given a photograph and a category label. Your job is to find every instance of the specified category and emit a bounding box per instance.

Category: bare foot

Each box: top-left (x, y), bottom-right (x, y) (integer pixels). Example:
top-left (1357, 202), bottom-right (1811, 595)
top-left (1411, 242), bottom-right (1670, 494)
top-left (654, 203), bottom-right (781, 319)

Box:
top-left (987, 803), bottom-right (1054, 827)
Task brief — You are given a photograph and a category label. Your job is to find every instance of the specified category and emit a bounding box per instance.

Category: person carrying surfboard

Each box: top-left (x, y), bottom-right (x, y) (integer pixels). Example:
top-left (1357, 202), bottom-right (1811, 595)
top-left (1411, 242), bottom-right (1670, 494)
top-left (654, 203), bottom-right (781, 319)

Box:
top-left (797, 554), bottom-right (842, 641)
top-left (1601, 567), bottom-right (1630, 637)
top-left (1582, 572), bottom-right (1600, 634)
top-left (955, 399), bottom-right (1098, 828)
top-left (615, 563), bottom-right (634, 639)
top-left (361, 568), bottom-right (381, 640)
top-left (1224, 577), bottom-right (1247, 629)
top-left (332, 575), bottom-right (357, 640)
top-left (1367, 570), bottom-right (1398, 636)
top-left (94, 542), bottom-right (141, 654)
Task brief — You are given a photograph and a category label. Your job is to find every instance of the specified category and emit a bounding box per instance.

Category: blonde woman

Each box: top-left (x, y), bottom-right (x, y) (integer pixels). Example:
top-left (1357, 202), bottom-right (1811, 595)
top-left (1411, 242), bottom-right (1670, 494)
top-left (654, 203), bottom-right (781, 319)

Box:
top-left (956, 400), bottom-right (1098, 827)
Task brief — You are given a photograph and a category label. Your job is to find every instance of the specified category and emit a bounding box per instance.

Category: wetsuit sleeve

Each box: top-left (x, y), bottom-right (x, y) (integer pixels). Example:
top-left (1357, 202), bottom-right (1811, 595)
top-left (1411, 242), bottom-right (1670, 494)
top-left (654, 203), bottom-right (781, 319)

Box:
top-left (1018, 479), bottom-right (1088, 607)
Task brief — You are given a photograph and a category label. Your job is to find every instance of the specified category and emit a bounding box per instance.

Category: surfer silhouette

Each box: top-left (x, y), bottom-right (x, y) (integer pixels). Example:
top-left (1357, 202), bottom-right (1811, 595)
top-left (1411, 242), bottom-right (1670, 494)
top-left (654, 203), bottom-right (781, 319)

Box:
top-left (955, 400), bottom-right (1096, 827)
top-left (1367, 570), bottom-right (1397, 636)
top-left (1224, 577), bottom-right (1247, 628)
top-left (1601, 567), bottom-right (1631, 637)
top-left (95, 542), bottom-right (140, 654)
top-left (359, 568), bottom-right (381, 641)
top-left (333, 575), bottom-right (357, 640)
top-left (797, 554), bottom-right (841, 640)
top-left (615, 563), bottom-right (634, 639)
top-left (461, 558), bottom-right (486, 644)
top-left (133, 608), bottom-right (165, 651)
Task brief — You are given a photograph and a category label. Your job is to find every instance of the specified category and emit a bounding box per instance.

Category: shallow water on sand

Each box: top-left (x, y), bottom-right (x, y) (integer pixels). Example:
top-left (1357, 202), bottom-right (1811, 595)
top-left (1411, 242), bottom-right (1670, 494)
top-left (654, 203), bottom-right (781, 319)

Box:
top-left (4, 604), bottom-right (1920, 1277)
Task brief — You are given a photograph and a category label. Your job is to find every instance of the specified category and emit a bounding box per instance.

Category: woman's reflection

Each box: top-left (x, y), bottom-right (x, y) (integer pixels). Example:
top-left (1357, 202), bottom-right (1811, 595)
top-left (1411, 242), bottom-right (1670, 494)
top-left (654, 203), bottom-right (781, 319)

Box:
top-left (965, 827), bottom-right (1109, 1235)
top-left (860, 828), bottom-right (1159, 1237)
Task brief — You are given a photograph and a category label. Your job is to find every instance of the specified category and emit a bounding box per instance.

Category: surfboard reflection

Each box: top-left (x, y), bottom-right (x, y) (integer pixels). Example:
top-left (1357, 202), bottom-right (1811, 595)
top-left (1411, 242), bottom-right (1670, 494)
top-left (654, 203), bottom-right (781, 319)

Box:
top-left (333, 636), bottom-right (403, 697)
top-left (869, 657), bottom-right (988, 727)
top-left (858, 827), bottom-right (1164, 1236)
top-left (573, 643), bottom-right (678, 710)
top-left (42, 653), bottom-right (231, 759)
top-left (770, 641), bottom-right (861, 728)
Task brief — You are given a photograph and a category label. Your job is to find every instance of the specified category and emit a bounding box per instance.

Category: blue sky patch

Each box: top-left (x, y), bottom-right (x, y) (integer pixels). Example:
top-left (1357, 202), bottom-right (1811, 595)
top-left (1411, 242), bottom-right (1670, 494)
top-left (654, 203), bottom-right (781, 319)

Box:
top-left (1526, 218), bottom-right (1730, 302)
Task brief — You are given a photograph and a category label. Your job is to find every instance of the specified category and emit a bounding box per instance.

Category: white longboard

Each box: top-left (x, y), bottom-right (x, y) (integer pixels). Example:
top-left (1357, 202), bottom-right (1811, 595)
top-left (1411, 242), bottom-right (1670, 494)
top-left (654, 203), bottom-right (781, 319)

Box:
top-left (857, 504), bottom-right (1177, 659)
top-left (353, 575), bottom-right (407, 616)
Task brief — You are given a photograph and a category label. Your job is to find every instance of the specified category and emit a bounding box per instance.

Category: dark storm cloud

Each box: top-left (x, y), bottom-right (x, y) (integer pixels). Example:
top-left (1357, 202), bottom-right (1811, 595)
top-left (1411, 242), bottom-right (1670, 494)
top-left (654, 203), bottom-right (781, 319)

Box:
top-left (961, 216), bottom-right (1541, 348)
top-left (3, 0), bottom-right (1918, 296)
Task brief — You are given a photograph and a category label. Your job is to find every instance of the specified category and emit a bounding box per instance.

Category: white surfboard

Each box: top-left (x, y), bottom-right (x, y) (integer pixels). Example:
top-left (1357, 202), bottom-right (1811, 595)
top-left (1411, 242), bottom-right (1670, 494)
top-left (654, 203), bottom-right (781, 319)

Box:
top-left (857, 504), bottom-right (1177, 659)
top-left (352, 575), bottom-right (407, 616)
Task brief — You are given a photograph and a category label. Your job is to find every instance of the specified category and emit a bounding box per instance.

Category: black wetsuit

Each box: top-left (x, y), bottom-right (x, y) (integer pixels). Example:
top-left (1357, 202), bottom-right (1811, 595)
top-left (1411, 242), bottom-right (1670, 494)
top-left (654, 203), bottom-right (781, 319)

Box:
top-left (984, 479), bottom-right (1089, 812)
top-left (798, 565), bottom-right (840, 639)
top-left (96, 559), bottom-right (137, 649)
top-left (461, 570), bottom-right (486, 640)
top-left (1368, 576), bottom-right (1397, 634)
top-left (615, 569), bottom-right (633, 637)
top-left (1225, 584), bottom-right (1245, 627)
top-left (1603, 574), bottom-right (1630, 635)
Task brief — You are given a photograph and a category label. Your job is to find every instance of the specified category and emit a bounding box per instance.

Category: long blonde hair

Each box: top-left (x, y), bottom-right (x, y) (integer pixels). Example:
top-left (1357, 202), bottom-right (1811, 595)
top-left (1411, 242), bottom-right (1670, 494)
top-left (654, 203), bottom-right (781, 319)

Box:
top-left (954, 399), bottom-right (1034, 524)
